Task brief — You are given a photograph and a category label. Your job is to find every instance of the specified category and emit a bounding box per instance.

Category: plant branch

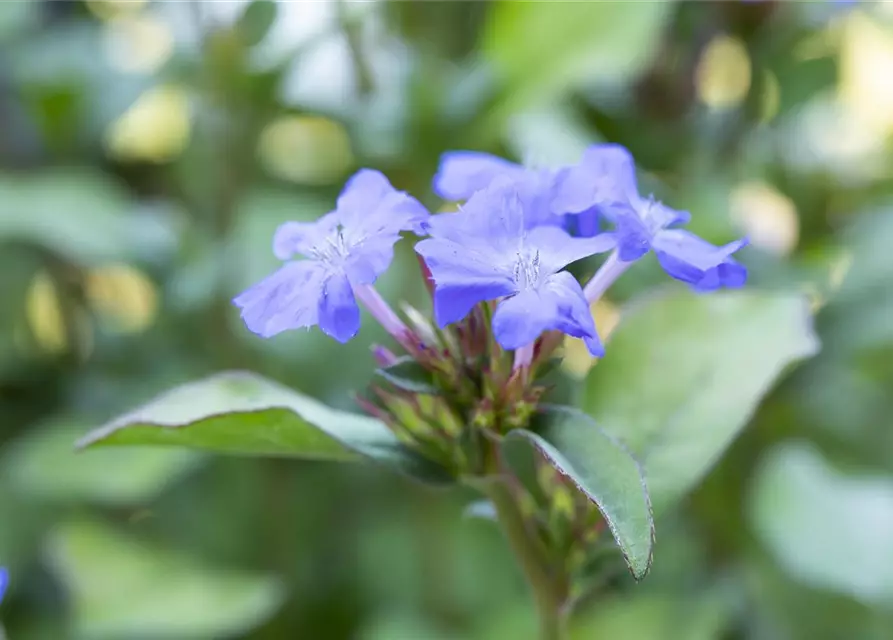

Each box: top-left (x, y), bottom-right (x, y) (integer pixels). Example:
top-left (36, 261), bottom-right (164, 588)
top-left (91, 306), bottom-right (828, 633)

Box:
top-left (483, 479), bottom-right (570, 640)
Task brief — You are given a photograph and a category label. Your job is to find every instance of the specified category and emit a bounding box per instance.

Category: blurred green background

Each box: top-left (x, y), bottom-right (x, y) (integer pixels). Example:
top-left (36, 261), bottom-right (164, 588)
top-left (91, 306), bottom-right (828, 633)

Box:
top-left (1, 1), bottom-right (892, 638)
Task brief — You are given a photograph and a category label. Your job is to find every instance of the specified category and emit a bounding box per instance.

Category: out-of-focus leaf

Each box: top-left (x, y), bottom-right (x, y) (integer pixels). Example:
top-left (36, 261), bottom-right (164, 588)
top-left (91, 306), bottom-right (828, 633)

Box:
top-left (749, 442), bottom-right (893, 605)
top-left (0, 170), bottom-right (176, 265)
top-left (78, 371), bottom-right (451, 483)
top-left (376, 357), bottom-right (438, 395)
top-left (503, 407), bottom-right (654, 580)
top-left (3, 418), bottom-right (202, 506)
top-left (582, 291), bottom-right (819, 512)
top-left (571, 591), bottom-right (734, 640)
top-left (237, 0), bottom-right (279, 48)
top-left (483, 2), bottom-right (673, 114)
top-left (45, 520), bottom-right (285, 639)
top-left (11, 21), bottom-right (153, 134)
top-left (0, 483), bottom-right (51, 573)
top-left (359, 611), bottom-right (458, 640)
top-left (0, 0), bottom-right (38, 43)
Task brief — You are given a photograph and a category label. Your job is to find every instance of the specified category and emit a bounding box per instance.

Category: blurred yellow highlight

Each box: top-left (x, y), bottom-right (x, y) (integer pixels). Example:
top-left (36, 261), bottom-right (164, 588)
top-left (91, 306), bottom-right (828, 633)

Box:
top-left (104, 14), bottom-right (174, 75)
top-left (258, 116), bottom-right (354, 185)
top-left (760, 70), bottom-right (781, 124)
top-left (828, 252), bottom-right (853, 293)
top-left (26, 271), bottom-right (68, 354)
top-left (839, 11), bottom-right (893, 137)
top-left (730, 182), bottom-right (799, 257)
top-left (695, 35), bottom-right (752, 110)
top-left (561, 300), bottom-right (621, 379)
top-left (105, 85), bottom-right (191, 163)
top-left (86, 264), bottom-right (159, 335)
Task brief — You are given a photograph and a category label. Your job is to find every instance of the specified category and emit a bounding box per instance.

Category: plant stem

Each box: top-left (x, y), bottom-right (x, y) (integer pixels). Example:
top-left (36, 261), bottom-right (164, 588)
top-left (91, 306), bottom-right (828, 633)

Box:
top-left (484, 480), bottom-right (570, 640)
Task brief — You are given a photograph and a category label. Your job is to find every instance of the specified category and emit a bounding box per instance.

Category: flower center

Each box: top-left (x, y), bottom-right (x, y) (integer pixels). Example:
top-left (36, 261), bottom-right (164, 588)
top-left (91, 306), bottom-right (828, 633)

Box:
top-left (513, 249), bottom-right (542, 290)
top-left (311, 226), bottom-right (352, 265)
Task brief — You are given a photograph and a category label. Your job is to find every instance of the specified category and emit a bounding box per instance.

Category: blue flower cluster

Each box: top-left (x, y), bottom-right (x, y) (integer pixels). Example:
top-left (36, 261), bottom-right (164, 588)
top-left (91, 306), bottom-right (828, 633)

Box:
top-left (235, 144), bottom-right (747, 362)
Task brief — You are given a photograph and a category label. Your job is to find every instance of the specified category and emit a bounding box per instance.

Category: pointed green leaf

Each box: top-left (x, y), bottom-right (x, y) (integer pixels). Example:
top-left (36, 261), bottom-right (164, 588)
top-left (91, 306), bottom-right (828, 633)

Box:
top-left (46, 520), bottom-right (285, 639)
top-left (4, 418), bottom-right (202, 505)
top-left (78, 371), bottom-right (451, 484)
top-left (376, 357), bottom-right (439, 395)
top-left (237, 0), bottom-right (278, 48)
top-left (583, 291), bottom-right (819, 512)
top-left (503, 406), bottom-right (654, 580)
top-left (483, 2), bottom-right (672, 115)
top-left (749, 442), bottom-right (893, 604)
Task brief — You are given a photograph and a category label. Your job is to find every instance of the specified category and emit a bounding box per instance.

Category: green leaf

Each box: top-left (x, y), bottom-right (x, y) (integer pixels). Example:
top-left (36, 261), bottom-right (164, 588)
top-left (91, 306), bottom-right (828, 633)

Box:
top-left (3, 418), bottom-right (203, 506)
top-left (45, 520), bottom-right (285, 639)
top-left (376, 357), bottom-right (439, 394)
top-left (78, 371), bottom-right (451, 484)
top-left (582, 291), bottom-right (819, 512)
top-left (571, 591), bottom-right (734, 640)
top-left (749, 442), bottom-right (893, 605)
top-left (0, 169), bottom-right (175, 265)
top-left (483, 2), bottom-right (672, 114)
top-left (503, 407), bottom-right (654, 580)
top-left (237, 0), bottom-right (279, 48)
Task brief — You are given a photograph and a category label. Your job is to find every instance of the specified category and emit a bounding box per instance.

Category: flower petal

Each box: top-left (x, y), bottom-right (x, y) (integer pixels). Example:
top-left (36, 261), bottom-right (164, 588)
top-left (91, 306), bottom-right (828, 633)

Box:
top-left (652, 229), bottom-right (748, 291)
top-left (611, 207), bottom-right (653, 262)
top-left (551, 144), bottom-right (638, 215)
top-left (492, 289), bottom-right (556, 352)
top-left (426, 177), bottom-right (527, 253)
top-left (415, 237), bottom-right (516, 327)
top-left (526, 225), bottom-right (616, 274)
top-left (492, 272), bottom-right (602, 356)
top-left (337, 168), bottom-right (429, 238)
top-left (0, 566), bottom-right (8, 605)
top-left (543, 271), bottom-right (604, 356)
top-left (343, 236), bottom-right (399, 286)
top-left (273, 212), bottom-right (338, 260)
top-left (433, 151), bottom-right (525, 201)
top-left (317, 272), bottom-right (361, 343)
top-left (233, 261), bottom-right (325, 338)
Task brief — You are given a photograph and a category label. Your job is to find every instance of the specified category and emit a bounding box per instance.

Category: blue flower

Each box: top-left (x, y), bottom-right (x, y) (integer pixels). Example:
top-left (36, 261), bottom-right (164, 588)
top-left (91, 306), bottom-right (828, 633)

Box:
top-left (0, 567), bottom-right (8, 604)
top-left (234, 169), bottom-right (428, 343)
top-left (416, 178), bottom-right (616, 356)
top-left (433, 151), bottom-right (568, 230)
top-left (557, 144), bottom-right (748, 292)
top-left (434, 149), bottom-right (626, 236)
top-left (550, 144), bottom-right (638, 217)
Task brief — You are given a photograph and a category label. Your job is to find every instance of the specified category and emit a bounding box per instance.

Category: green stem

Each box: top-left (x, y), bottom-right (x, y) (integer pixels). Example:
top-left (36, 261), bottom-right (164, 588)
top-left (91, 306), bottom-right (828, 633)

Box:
top-left (484, 480), bottom-right (570, 640)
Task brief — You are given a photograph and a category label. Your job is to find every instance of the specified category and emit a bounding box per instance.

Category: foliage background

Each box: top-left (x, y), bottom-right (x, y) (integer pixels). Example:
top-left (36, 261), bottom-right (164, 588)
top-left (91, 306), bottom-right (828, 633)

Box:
top-left (1, 1), bottom-right (892, 638)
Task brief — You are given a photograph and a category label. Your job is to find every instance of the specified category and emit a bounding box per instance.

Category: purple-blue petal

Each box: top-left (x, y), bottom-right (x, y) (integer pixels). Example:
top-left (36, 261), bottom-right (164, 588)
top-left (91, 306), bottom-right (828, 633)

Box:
top-left (415, 236), bottom-right (516, 326)
top-left (426, 177), bottom-right (527, 254)
top-left (233, 261), bottom-right (326, 338)
top-left (343, 236), bottom-right (400, 286)
top-left (492, 272), bottom-right (602, 355)
top-left (651, 229), bottom-right (748, 291)
top-left (492, 289), bottom-right (556, 351)
top-left (317, 272), bottom-right (361, 343)
top-left (542, 271), bottom-right (603, 356)
top-left (433, 281), bottom-right (517, 328)
top-left (551, 144), bottom-right (638, 215)
top-left (433, 151), bottom-right (525, 201)
top-left (611, 207), bottom-right (653, 261)
top-left (338, 168), bottom-right (429, 239)
top-left (527, 226), bottom-right (616, 274)
top-left (571, 206), bottom-right (602, 238)
top-left (273, 213), bottom-right (338, 260)
top-left (0, 567), bottom-right (8, 605)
